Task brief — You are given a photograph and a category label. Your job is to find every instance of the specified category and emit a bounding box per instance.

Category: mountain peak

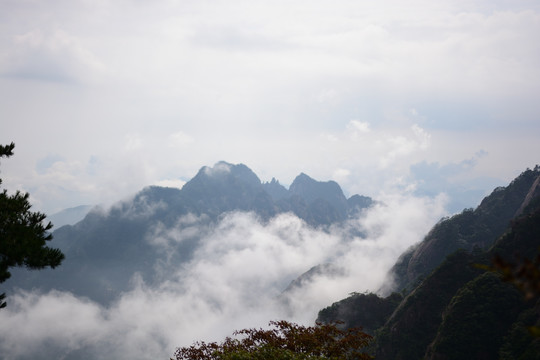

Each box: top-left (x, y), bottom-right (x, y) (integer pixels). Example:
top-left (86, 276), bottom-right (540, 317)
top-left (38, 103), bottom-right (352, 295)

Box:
top-left (191, 161), bottom-right (262, 188)
top-left (262, 177), bottom-right (289, 201)
top-left (201, 161), bottom-right (233, 176)
top-left (291, 172), bottom-right (314, 184)
top-left (290, 172), bottom-right (346, 205)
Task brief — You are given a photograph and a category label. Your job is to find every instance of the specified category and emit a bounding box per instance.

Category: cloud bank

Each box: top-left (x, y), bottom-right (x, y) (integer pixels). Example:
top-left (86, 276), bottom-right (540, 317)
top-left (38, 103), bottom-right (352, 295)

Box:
top-left (0, 191), bottom-right (446, 360)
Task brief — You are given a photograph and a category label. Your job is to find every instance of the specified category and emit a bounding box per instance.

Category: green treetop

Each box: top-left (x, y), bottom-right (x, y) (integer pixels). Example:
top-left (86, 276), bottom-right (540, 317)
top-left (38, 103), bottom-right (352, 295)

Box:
top-left (174, 320), bottom-right (373, 360)
top-left (0, 142), bottom-right (64, 308)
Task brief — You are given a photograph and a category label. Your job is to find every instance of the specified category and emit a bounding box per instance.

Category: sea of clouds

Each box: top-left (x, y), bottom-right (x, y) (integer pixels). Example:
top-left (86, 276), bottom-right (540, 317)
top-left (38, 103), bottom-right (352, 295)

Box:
top-left (0, 192), bottom-right (447, 360)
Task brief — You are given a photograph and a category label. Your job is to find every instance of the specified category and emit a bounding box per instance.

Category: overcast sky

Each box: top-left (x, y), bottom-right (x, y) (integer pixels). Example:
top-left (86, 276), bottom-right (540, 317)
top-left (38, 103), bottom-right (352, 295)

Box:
top-left (1, 0), bottom-right (540, 214)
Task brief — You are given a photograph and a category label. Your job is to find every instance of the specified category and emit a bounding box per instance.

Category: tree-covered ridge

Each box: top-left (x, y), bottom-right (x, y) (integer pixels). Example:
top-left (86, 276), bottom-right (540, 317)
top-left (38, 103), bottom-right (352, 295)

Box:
top-left (318, 167), bottom-right (540, 359)
top-left (425, 272), bottom-right (524, 359)
top-left (374, 249), bottom-right (485, 360)
top-left (317, 292), bottom-right (403, 335)
top-left (389, 166), bottom-right (540, 293)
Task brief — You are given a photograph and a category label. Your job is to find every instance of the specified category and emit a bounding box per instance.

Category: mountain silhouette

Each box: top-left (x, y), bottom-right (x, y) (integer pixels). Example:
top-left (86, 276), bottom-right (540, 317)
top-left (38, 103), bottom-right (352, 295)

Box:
top-left (5, 162), bottom-right (373, 304)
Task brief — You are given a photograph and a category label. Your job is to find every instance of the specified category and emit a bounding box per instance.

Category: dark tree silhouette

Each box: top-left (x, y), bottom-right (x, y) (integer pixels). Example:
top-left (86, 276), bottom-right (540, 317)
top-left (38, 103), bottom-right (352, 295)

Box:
top-left (0, 143), bottom-right (64, 308)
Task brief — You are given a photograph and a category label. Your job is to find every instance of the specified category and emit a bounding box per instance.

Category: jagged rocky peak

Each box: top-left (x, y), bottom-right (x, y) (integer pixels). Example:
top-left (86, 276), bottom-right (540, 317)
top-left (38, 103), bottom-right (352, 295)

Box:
top-left (192, 161), bottom-right (262, 188)
top-left (261, 177), bottom-right (288, 200)
top-left (290, 173), bottom-right (346, 202)
top-left (289, 172), bottom-right (348, 212)
top-left (177, 161), bottom-right (274, 219)
top-left (347, 194), bottom-right (374, 211)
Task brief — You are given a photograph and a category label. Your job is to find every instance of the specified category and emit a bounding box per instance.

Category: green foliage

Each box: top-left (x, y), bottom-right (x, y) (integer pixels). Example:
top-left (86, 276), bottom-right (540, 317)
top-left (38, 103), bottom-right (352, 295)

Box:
top-left (499, 307), bottom-right (540, 360)
top-left (174, 320), bottom-right (373, 360)
top-left (371, 183), bottom-right (540, 359)
top-left (488, 251), bottom-right (540, 301)
top-left (0, 143), bottom-right (64, 308)
top-left (391, 166), bottom-right (540, 292)
top-left (485, 206), bottom-right (540, 338)
top-left (374, 249), bottom-right (483, 360)
top-left (426, 272), bottom-right (524, 359)
top-left (318, 168), bottom-right (540, 359)
top-left (218, 345), bottom-right (324, 360)
top-left (317, 292), bottom-right (403, 334)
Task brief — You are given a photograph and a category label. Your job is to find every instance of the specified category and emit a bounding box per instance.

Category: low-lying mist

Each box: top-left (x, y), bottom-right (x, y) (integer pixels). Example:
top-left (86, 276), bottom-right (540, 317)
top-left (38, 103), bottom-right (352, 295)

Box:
top-left (0, 192), bottom-right (447, 360)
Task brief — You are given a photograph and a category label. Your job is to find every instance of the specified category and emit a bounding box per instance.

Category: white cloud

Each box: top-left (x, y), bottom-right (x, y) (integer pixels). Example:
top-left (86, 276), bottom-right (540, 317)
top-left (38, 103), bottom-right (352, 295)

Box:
top-left (377, 125), bottom-right (432, 169)
top-left (332, 168), bottom-right (351, 184)
top-left (0, 290), bottom-right (105, 357)
top-left (316, 88), bottom-right (339, 105)
top-left (0, 192), bottom-right (447, 359)
top-left (168, 131), bottom-right (194, 148)
top-left (153, 178), bottom-right (186, 189)
top-left (124, 133), bottom-right (143, 151)
top-left (347, 120), bottom-right (371, 140)
top-left (203, 162), bottom-right (232, 176)
top-left (2, 28), bottom-right (105, 83)
top-left (411, 124), bottom-right (431, 150)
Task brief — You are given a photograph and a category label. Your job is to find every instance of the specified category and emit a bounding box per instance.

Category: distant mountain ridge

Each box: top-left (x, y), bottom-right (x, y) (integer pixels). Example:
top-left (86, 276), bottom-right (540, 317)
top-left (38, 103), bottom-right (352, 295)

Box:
top-left (49, 204), bottom-right (93, 228)
top-left (6, 161), bottom-right (374, 304)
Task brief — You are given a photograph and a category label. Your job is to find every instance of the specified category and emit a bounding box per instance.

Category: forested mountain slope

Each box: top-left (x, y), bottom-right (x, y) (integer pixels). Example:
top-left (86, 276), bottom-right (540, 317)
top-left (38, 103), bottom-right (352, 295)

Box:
top-left (318, 166), bottom-right (540, 360)
top-left (389, 166), bottom-right (540, 293)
